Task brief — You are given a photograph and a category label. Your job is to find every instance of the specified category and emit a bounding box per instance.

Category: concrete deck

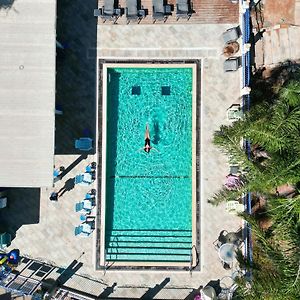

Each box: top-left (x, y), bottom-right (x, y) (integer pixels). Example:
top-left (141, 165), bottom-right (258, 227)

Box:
top-left (1, 0), bottom-right (243, 298)
top-left (97, 24), bottom-right (235, 59)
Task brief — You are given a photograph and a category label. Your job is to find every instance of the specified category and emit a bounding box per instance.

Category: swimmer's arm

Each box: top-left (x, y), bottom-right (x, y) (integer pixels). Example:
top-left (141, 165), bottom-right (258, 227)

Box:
top-left (151, 147), bottom-right (160, 153)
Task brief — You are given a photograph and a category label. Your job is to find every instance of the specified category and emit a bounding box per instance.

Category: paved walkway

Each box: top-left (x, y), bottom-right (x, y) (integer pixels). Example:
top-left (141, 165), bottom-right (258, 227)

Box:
top-left (260, 26), bottom-right (300, 67)
top-left (97, 24), bottom-right (232, 59)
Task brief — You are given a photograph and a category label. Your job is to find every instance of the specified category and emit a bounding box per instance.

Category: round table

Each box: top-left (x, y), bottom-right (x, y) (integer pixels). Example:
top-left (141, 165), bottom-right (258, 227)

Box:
top-left (218, 243), bottom-right (236, 264)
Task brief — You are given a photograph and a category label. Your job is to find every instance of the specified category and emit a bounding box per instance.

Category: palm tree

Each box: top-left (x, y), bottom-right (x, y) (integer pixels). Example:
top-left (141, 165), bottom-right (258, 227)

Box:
top-left (211, 77), bottom-right (300, 298)
top-left (210, 79), bottom-right (300, 205)
top-left (234, 197), bottom-right (300, 299)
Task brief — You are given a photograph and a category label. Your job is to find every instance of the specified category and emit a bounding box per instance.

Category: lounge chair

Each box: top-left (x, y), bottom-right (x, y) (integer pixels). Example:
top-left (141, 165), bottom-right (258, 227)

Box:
top-left (223, 27), bottom-right (240, 44)
top-left (93, 9), bottom-right (102, 17)
top-left (75, 138), bottom-right (93, 151)
top-left (176, 0), bottom-right (193, 20)
top-left (225, 200), bottom-right (244, 214)
top-left (74, 225), bottom-right (90, 237)
top-left (75, 173), bottom-right (93, 186)
top-left (0, 232), bottom-right (11, 249)
top-left (126, 0), bottom-right (146, 23)
top-left (75, 202), bottom-right (84, 212)
top-left (227, 104), bottom-right (243, 121)
top-left (152, 0), bottom-right (171, 21)
top-left (97, 0), bottom-right (122, 22)
top-left (224, 57), bottom-right (240, 72)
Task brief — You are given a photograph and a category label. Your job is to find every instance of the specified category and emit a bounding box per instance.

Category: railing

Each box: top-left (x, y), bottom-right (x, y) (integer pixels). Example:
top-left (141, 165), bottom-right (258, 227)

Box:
top-left (241, 0), bottom-right (253, 277)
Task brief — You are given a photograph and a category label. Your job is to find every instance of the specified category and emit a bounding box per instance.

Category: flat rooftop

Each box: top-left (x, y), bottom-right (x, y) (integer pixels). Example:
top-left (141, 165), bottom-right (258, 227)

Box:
top-left (0, 1), bottom-right (56, 187)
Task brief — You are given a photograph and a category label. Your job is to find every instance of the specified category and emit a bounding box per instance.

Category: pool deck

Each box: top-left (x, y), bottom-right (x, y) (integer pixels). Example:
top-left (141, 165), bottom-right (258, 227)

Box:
top-left (1, 1), bottom-right (243, 298)
top-left (97, 0), bottom-right (239, 24)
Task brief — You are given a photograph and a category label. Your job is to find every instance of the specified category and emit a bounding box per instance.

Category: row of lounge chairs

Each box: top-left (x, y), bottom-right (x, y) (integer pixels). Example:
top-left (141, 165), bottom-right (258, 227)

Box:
top-left (94, 0), bottom-right (193, 23)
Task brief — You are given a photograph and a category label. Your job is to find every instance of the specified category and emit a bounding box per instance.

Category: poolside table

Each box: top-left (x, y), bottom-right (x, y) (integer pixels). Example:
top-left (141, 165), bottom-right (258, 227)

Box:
top-left (218, 243), bottom-right (236, 264)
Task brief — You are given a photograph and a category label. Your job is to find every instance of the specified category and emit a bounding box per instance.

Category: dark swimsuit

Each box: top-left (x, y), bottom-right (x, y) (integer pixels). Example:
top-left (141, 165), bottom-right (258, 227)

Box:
top-left (145, 137), bottom-right (151, 147)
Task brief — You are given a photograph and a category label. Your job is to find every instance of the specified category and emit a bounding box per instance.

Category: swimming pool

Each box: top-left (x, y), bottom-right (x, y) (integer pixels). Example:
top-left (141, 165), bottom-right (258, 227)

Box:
top-left (100, 64), bottom-right (197, 266)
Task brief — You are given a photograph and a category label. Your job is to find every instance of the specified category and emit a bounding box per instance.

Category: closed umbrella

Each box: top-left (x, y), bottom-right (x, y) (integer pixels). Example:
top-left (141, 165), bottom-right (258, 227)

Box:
top-left (200, 286), bottom-right (217, 300)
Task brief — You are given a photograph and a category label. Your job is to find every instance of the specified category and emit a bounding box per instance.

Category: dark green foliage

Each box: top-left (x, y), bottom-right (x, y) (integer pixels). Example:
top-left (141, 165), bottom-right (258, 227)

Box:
top-left (211, 75), bottom-right (300, 299)
top-left (235, 198), bottom-right (300, 299)
top-left (211, 78), bottom-right (300, 202)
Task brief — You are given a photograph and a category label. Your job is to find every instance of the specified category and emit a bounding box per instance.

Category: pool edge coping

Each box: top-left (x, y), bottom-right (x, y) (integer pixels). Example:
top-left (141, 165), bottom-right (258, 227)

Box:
top-left (99, 62), bottom-right (198, 269)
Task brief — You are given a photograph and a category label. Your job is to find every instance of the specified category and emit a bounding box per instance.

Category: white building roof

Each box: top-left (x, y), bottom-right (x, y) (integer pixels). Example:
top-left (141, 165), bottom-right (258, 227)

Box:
top-left (0, 0), bottom-right (56, 187)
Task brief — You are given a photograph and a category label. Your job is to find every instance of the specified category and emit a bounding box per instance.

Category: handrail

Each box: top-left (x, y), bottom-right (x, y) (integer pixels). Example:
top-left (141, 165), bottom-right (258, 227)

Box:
top-left (241, 0), bottom-right (253, 279)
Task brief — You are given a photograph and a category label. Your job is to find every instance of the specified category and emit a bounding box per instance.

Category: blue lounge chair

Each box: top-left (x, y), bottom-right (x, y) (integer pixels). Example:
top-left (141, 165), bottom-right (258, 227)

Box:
top-left (75, 225), bottom-right (83, 236)
top-left (74, 225), bottom-right (90, 236)
top-left (74, 225), bottom-right (92, 237)
top-left (75, 173), bottom-right (93, 186)
top-left (75, 138), bottom-right (93, 151)
top-left (75, 174), bottom-right (83, 185)
top-left (75, 202), bottom-right (84, 212)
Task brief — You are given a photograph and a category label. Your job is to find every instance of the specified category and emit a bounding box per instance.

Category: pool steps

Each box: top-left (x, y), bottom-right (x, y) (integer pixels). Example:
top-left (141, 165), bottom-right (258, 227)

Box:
top-left (105, 229), bottom-right (192, 262)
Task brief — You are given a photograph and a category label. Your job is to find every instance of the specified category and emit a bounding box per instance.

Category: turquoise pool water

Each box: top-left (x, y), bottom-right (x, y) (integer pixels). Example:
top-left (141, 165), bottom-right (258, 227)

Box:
top-left (105, 67), bottom-right (194, 262)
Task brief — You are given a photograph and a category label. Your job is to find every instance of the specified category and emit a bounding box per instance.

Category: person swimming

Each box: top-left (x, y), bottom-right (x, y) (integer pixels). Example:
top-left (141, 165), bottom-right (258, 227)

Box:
top-left (144, 123), bottom-right (152, 153)
top-left (137, 123), bottom-right (159, 153)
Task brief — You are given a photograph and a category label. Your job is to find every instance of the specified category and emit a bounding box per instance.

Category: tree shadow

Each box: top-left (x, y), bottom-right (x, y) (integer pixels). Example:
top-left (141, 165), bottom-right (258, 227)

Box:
top-left (0, 0), bottom-right (15, 9)
top-left (0, 188), bottom-right (40, 241)
top-left (250, 61), bottom-right (300, 108)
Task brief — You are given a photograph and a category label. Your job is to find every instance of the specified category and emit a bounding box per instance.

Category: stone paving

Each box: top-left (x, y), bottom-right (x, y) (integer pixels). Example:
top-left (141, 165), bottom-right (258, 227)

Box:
top-left (0, 0), bottom-right (244, 298)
